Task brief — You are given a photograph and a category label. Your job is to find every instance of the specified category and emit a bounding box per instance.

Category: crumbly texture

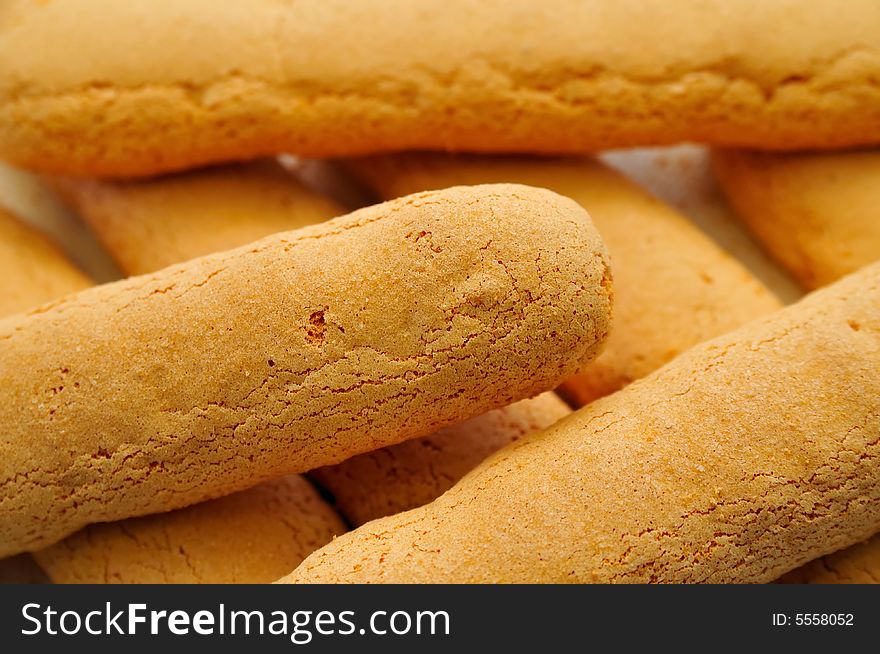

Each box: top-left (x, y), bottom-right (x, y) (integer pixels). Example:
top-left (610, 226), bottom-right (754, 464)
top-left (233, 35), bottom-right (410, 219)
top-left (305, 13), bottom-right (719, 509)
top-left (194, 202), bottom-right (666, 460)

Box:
top-left (51, 160), bottom-right (343, 276)
top-left (310, 392), bottom-right (570, 526)
top-left (281, 263), bottom-right (880, 584)
top-left (0, 183), bottom-right (612, 557)
top-left (34, 475), bottom-right (345, 584)
top-left (342, 153), bottom-right (781, 407)
top-left (712, 148), bottom-right (880, 291)
top-left (0, 209), bottom-right (90, 580)
top-left (54, 163), bottom-right (569, 535)
top-left (0, 206), bottom-right (90, 316)
top-left (778, 536), bottom-right (880, 583)
top-left (2, 0), bottom-right (880, 177)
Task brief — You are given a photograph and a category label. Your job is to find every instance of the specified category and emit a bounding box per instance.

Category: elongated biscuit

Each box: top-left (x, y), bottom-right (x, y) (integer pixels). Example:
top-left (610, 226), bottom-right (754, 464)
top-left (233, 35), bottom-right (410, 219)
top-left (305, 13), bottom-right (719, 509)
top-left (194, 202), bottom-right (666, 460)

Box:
top-left (44, 169), bottom-right (556, 583)
top-left (0, 183), bottom-right (612, 557)
top-left (52, 165), bottom-right (571, 530)
top-left (712, 148), bottom-right (880, 290)
top-left (311, 392), bottom-right (570, 526)
top-left (282, 263), bottom-right (880, 583)
top-left (34, 475), bottom-right (345, 584)
top-left (52, 161), bottom-right (343, 276)
top-left (0, 206), bottom-right (90, 315)
top-left (342, 153), bottom-right (780, 406)
top-left (1, 196), bottom-right (346, 583)
top-left (778, 537), bottom-right (880, 584)
top-left (0, 208), bottom-right (89, 581)
top-left (3, 0), bottom-right (880, 178)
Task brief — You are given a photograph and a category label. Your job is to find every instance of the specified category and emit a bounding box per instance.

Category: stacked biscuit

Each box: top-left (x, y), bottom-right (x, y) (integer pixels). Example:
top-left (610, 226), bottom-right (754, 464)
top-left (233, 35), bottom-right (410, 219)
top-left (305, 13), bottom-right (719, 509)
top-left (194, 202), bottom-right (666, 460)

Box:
top-left (0, 0), bottom-right (878, 584)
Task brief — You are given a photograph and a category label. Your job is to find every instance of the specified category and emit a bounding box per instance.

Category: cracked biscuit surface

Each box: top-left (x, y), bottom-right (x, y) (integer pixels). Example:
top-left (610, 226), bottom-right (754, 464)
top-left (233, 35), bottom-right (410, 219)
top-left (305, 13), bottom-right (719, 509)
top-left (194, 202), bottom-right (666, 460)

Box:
top-left (51, 160), bottom-right (343, 276)
top-left (281, 262), bottom-right (880, 584)
top-left (0, 183), bottom-right (612, 557)
top-left (311, 392), bottom-right (570, 526)
top-left (712, 148), bottom-right (880, 290)
top-left (52, 167), bottom-right (571, 533)
top-left (1, 187), bottom-right (345, 582)
top-left (343, 153), bottom-right (781, 406)
top-left (34, 475), bottom-right (345, 584)
top-left (37, 168), bottom-right (570, 583)
top-left (0, 208), bottom-right (87, 582)
top-left (2, 0), bottom-right (880, 177)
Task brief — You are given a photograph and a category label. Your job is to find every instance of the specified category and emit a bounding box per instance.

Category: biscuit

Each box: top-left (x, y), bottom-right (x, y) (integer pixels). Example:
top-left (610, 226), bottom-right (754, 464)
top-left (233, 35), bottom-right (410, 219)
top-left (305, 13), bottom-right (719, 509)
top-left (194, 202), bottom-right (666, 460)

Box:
top-left (0, 184), bottom-right (612, 556)
top-left (600, 146), bottom-right (804, 304)
top-left (311, 392), bottom-right (570, 526)
top-left (0, 208), bottom-right (90, 581)
top-left (51, 167), bottom-right (571, 530)
top-left (51, 160), bottom-right (343, 276)
top-left (0, 206), bottom-right (90, 316)
top-left (712, 148), bottom-right (880, 290)
top-left (3, 0), bottom-right (880, 177)
top-left (777, 537), bottom-right (880, 584)
top-left (1, 197), bottom-right (346, 583)
top-left (341, 153), bottom-right (780, 406)
top-left (281, 263), bottom-right (880, 583)
top-left (34, 475), bottom-right (345, 584)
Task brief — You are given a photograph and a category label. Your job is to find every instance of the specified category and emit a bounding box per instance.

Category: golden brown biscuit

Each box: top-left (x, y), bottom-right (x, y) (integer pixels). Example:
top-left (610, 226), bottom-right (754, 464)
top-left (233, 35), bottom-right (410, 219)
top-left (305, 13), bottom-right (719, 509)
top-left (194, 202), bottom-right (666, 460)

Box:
top-left (0, 206), bottom-right (90, 315)
top-left (0, 207), bottom-right (90, 582)
top-left (0, 184), bottom-right (612, 557)
top-left (0, 195), bottom-right (346, 583)
top-left (778, 537), bottom-right (880, 584)
top-left (712, 148), bottom-right (880, 290)
top-left (3, 0), bottom-right (880, 177)
top-left (34, 475), bottom-right (344, 584)
top-left (342, 153), bottom-right (780, 406)
top-left (51, 161), bottom-right (343, 276)
top-left (311, 392), bottom-right (570, 526)
top-left (281, 262), bottom-right (880, 584)
top-left (52, 166), bottom-right (570, 532)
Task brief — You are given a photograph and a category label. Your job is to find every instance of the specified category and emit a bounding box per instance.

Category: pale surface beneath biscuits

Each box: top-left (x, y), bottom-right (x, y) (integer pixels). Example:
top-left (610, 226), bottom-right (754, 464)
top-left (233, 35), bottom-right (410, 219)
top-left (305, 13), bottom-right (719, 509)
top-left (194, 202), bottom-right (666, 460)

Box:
top-left (0, 162), bottom-right (120, 282)
top-left (711, 148), bottom-right (880, 291)
top-left (282, 263), bottom-right (880, 583)
top-left (2, 0), bottom-right (880, 176)
top-left (601, 146), bottom-right (803, 304)
top-left (311, 392), bottom-right (571, 527)
top-left (342, 153), bottom-right (781, 406)
top-left (52, 160), bottom-right (344, 276)
top-left (0, 206), bottom-right (91, 316)
top-left (0, 184), bottom-right (612, 557)
top-left (34, 475), bottom-right (345, 584)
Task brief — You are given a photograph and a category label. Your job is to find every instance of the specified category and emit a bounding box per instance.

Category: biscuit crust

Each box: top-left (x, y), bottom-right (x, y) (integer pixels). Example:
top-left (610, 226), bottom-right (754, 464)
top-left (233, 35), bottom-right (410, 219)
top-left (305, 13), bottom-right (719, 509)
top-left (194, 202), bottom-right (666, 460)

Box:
top-left (34, 475), bottom-right (345, 584)
top-left (311, 392), bottom-right (570, 526)
top-left (712, 148), bottom-right (880, 290)
top-left (0, 207), bottom-right (90, 316)
top-left (2, 0), bottom-right (880, 176)
top-left (0, 184), bottom-right (612, 557)
top-left (342, 153), bottom-right (781, 406)
top-left (282, 264), bottom-right (880, 583)
top-left (51, 161), bottom-right (342, 276)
